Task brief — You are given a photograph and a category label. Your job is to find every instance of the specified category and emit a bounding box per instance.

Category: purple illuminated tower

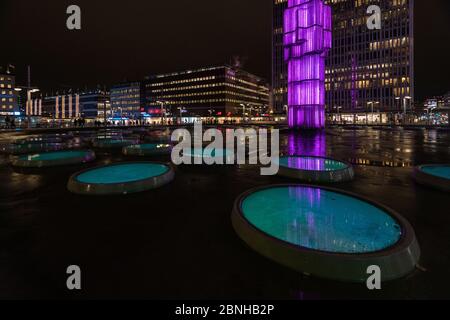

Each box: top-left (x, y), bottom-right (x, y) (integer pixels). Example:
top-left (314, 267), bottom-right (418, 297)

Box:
top-left (284, 0), bottom-right (332, 129)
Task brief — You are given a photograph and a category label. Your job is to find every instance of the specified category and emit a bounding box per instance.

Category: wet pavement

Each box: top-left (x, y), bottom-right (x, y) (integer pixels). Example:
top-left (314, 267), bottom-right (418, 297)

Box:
top-left (0, 127), bottom-right (449, 299)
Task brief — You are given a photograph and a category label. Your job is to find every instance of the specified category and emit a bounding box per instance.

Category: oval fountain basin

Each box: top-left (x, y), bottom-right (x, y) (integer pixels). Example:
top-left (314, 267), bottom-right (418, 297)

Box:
top-left (13, 150), bottom-right (96, 168)
top-left (414, 164), bottom-right (450, 192)
top-left (242, 186), bottom-right (401, 253)
top-left (232, 185), bottom-right (420, 282)
top-left (420, 165), bottom-right (450, 180)
top-left (181, 148), bottom-right (234, 163)
top-left (277, 156), bottom-right (354, 183)
top-left (68, 162), bottom-right (174, 195)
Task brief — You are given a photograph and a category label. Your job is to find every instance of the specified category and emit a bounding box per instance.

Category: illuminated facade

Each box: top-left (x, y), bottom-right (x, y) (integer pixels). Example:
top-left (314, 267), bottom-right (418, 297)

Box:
top-left (0, 64), bottom-right (18, 116)
top-left (110, 82), bottom-right (145, 119)
top-left (273, 0), bottom-right (415, 116)
top-left (144, 66), bottom-right (269, 118)
top-left (284, 0), bottom-right (332, 129)
top-left (41, 89), bottom-right (110, 120)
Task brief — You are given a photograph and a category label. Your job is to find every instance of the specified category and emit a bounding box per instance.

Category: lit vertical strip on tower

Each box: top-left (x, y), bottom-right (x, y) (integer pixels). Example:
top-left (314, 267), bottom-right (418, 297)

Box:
top-left (26, 91), bottom-right (32, 116)
top-left (69, 95), bottom-right (73, 118)
top-left (61, 95), bottom-right (65, 119)
top-left (55, 96), bottom-right (59, 119)
top-left (284, 0), bottom-right (331, 129)
top-left (75, 94), bottom-right (80, 117)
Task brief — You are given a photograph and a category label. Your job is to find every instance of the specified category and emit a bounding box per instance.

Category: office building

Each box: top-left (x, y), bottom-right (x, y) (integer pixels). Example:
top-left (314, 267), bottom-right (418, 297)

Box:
top-left (40, 89), bottom-right (111, 121)
top-left (110, 82), bottom-right (145, 119)
top-left (0, 64), bottom-right (19, 116)
top-left (144, 66), bottom-right (269, 118)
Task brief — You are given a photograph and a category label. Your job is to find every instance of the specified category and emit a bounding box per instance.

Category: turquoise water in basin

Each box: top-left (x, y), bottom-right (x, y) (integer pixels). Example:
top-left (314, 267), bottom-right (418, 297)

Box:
top-left (76, 163), bottom-right (169, 184)
top-left (241, 186), bottom-right (402, 254)
top-left (421, 165), bottom-right (450, 180)
top-left (19, 151), bottom-right (90, 161)
top-left (279, 156), bottom-right (348, 171)
top-left (185, 148), bottom-right (231, 158)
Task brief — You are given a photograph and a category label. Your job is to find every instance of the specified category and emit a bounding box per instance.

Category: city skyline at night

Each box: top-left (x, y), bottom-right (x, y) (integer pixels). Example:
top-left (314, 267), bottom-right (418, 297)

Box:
top-left (1, 0), bottom-right (450, 305)
top-left (0, 0), bottom-right (449, 102)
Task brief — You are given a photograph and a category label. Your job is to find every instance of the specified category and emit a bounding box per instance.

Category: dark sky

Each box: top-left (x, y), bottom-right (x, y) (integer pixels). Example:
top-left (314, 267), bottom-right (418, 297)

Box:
top-left (0, 0), bottom-right (449, 101)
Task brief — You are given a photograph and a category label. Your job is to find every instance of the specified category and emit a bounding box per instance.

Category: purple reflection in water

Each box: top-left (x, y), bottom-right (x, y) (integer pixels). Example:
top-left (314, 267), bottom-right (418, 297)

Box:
top-left (287, 131), bottom-right (326, 157)
top-left (287, 186), bottom-right (322, 249)
top-left (286, 157), bottom-right (325, 171)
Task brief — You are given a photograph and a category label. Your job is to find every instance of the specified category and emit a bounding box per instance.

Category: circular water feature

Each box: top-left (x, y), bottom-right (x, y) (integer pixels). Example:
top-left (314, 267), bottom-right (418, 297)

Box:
top-left (414, 164), bottom-right (450, 192)
top-left (277, 156), bottom-right (354, 183)
top-left (232, 184), bottom-right (420, 282)
top-left (181, 148), bottom-right (234, 164)
top-left (123, 143), bottom-right (171, 156)
top-left (92, 138), bottom-right (139, 149)
top-left (12, 150), bottom-right (96, 168)
top-left (68, 162), bottom-right (174, 195)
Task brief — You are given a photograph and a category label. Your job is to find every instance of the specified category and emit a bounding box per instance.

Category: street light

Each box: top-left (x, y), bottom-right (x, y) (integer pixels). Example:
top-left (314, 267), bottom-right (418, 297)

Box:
top-left (403, 96), bottom-right (412, 124)
top-left (373, 102), bottom-right (380, 124)
top-left (334, 106), bottom-right (342, 124)
top-left (367, 102), bottom-right (373, 124)
top-left (156, 100), bottom-right (166, 124)
top-left (395, 97), bottom-right (401, 125)
top-left (177, 107), bottom-right (185, 124)
top-left (240, 103), bottom-right (246, 117)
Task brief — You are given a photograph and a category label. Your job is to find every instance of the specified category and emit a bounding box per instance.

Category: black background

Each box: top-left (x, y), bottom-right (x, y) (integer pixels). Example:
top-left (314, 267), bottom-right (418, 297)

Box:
top-left (0, 0), bottom-right (449, 101)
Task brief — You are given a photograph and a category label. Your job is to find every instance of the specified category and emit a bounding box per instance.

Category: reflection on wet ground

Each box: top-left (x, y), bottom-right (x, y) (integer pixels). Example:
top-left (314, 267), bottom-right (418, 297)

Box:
top-left (0, 127), bottom-right (449, 299)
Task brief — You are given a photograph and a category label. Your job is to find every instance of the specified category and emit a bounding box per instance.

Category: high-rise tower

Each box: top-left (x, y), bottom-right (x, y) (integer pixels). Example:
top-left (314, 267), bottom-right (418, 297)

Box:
top-left (284, 0), bottom-right (332, 129)
top-left (273, 0), bottom-right (415, 121)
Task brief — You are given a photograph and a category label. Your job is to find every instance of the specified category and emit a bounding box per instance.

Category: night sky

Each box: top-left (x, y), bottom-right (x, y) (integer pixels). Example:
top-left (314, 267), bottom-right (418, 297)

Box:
top-left (0, 0), bottom-right (449, 101)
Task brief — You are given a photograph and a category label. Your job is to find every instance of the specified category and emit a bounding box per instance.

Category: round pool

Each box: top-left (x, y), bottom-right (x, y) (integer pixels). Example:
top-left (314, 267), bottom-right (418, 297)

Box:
top-left (181, 148), bottom-right (234, 164)
top-left (414, 164), bottom-right (450, 192)
top-left (68, 162), bottom-right (175, 195)
top-left (123, 143), bottom-right (172, 156)
top-left (12, 150), bottom-right (96, 168)
top-left (277, 156), bottom-right (354, 183)
top-left (232, 184), bottom-right (420, 282)
top-left (92, 138), bottom-right (139, 149)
